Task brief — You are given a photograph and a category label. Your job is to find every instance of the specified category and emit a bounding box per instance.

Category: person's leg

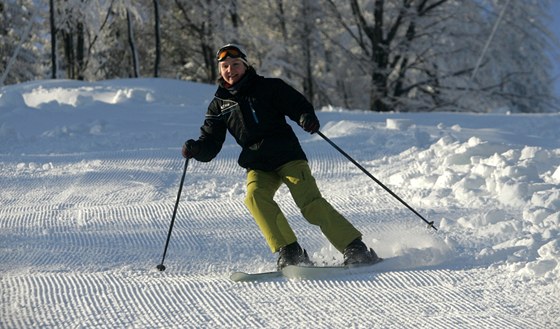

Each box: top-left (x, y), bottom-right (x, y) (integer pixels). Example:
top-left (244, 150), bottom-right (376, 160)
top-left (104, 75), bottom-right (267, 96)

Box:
top-left (277, 160), bottom-right (362, 252)
top-left (244, 169), bottom-right (297, 253)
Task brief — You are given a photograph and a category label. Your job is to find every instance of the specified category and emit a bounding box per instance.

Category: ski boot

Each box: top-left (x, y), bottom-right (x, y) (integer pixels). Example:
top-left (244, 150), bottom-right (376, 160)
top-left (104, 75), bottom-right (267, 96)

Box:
top-left (277, 242), bottom-right (312, 270)
top-left (343, 238), bottom-right (381, 266)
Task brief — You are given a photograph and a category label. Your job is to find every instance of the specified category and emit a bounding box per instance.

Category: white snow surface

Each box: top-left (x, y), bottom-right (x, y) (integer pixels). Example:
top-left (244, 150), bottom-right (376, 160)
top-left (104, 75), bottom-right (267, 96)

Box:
top-left (1, 78), bottom-right (559, 328)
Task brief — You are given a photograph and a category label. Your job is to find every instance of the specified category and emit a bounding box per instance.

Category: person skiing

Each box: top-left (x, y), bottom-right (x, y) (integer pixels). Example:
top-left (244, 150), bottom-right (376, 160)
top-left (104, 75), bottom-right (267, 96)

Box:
top-left (182, 43), bottom-right (379, 270)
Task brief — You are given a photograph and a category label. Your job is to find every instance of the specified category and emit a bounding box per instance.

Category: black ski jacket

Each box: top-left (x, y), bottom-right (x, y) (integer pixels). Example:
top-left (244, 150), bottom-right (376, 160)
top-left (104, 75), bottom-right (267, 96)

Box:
top-left (193, 67), bottom-right (317, 171)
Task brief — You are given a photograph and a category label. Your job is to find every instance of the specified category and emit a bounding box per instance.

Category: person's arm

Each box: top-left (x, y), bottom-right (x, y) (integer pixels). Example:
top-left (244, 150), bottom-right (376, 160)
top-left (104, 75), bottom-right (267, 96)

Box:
top-left (182, 99), bottom-right (227, 161)
top-left (273, 79), bottom-right (320, 133)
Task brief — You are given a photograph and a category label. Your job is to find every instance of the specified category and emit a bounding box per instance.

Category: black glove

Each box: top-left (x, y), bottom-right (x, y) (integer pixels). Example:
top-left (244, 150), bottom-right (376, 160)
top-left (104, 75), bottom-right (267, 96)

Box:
top-left (182, 139), bottom-right (200, 159)
top-left (299, 113), bottom-right (320, 134)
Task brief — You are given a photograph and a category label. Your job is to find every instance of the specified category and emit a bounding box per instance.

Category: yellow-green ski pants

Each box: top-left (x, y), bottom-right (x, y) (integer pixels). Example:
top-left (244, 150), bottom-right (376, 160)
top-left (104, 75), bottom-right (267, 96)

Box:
top-left (244, 160), bottom-right (362, 253)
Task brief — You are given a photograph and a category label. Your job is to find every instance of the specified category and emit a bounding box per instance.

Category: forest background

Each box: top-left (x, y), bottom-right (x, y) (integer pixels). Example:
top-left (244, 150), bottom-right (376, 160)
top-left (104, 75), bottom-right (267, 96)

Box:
top-left (1, 0), bottom-right (559, 113)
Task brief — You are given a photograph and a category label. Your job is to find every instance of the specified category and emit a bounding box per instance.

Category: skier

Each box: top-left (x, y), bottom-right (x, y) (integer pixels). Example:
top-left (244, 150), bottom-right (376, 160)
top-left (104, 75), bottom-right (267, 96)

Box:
top-left (182, 43), bottom-right (379, 270)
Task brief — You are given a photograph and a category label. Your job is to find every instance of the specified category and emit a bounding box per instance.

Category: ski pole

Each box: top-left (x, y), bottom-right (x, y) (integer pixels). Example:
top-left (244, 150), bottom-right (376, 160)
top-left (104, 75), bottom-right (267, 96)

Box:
top-left (316, 131), bottom-right (437, 231)
top-left (157, 157), bottom-right (190, 271)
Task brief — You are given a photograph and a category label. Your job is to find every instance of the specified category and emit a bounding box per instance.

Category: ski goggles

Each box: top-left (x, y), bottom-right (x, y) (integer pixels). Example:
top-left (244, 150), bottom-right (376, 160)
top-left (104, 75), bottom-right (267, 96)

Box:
top-left (216, 45), bottom-right (246, 62)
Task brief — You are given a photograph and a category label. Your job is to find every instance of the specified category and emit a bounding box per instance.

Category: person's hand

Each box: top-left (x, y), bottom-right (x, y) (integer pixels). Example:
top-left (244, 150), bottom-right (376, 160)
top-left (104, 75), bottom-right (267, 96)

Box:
top-left (182, 139), bottom-right (200, 158)
top-left (299, 113), bottom-right (320, 134)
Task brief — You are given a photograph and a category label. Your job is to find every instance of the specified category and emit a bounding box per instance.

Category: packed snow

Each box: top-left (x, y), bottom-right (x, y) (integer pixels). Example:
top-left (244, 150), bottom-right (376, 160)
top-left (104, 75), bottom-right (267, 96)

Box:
top-left (0, 78), bottom-right (559, 328)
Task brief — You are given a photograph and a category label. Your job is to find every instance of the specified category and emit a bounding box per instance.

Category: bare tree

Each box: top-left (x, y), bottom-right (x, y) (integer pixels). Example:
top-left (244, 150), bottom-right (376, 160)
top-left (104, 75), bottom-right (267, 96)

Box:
top-left (324, 0), bottom-right (450, 111)
top-left (153, 0), bottom-right (161, 77)
top-left (172, 0), bottom-right (222, 82)
top-left (53, 0), bottom-right (109, 80)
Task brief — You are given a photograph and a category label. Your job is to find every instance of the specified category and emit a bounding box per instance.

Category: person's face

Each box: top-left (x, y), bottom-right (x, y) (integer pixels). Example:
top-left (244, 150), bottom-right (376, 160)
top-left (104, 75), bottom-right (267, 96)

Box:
top-left (219, 57), bottom-right (247, 85)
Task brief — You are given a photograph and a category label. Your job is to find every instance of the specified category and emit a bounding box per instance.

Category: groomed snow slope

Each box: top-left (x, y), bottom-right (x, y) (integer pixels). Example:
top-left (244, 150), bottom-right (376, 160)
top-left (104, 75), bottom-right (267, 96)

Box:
top-left (1, 79), bottom-right (559, 328)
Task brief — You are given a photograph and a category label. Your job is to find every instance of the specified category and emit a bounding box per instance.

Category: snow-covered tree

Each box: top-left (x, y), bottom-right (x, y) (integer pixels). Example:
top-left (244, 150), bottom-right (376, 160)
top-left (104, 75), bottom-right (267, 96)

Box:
top-left (163, 0), bottom-right (226, 82)
top-left (2, 0), bottom-right (558, 112)
top-left (0, 0), bottom-right (43, 85)
top-left (321, 0), bottom-right (557, 112)
top-left (463, 0), bottom-right (556, 113)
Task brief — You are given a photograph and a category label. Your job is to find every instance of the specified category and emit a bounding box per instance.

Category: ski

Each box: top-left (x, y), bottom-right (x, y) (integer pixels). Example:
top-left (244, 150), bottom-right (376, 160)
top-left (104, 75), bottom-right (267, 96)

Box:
top-left (230, 258), bottom-right (385, 282)
top-left (230, 270), bottom-right (282, 282)
top-left (282, 258), bottom-right (384, 280)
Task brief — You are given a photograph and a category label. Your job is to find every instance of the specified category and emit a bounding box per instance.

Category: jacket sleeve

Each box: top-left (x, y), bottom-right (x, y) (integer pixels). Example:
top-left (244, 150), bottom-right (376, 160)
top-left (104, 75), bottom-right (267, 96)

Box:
top-left (272, 79), bottom-right (317, 124)
top-left (193, 101), bottom-right (227, 162)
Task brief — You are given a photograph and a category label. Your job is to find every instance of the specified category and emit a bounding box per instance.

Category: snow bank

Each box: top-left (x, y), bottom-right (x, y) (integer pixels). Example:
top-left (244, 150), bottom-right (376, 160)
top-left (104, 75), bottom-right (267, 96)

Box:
top-left (0, 79), bottom-right (211, 154)
top-left (373, 123), bottom-right (560, 281)
top-left (1, 79), bottom-right (559, 327)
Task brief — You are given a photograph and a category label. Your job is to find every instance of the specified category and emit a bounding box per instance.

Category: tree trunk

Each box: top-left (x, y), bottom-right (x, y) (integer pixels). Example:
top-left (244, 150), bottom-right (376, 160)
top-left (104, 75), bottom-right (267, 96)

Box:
top-left (63, 31), bottom-right (74, 79)
top-left (76, 22), bottom-right (85, 80)
top-left (153, 0), bottom-right (161, 77)
top-left (274, 0), bottom-right (294, 83)
top-left (49, 0), bottom-right (57, 79)
top-left (127, 10), bottom-right (139, 78)
top-left (349, 0), bottom-right (391, 111)
top-left (229, 0), bottom-right (239, 30)
top-left (301, 0), bottom-right (314, 103)
top-left (370, 0), bottom-right (390, 112)
top-left (204, 8), bottom-right (216, 82)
